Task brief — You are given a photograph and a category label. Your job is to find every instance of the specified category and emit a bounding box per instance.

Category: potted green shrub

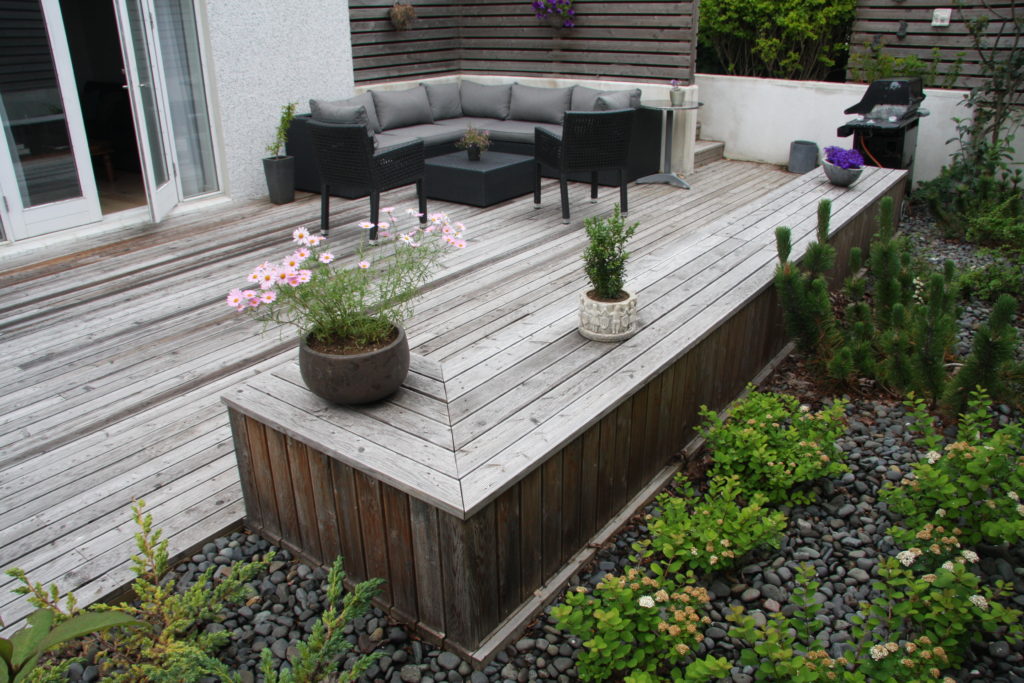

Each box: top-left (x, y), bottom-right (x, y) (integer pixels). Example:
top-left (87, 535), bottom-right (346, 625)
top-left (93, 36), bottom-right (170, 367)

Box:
top-left (227, 209), bottom-right (468, 404)
top-left (263, 102), bottom-right (297, 205)
top-left (455, 126), bottom-right (491, 161)
top-left (578, 204), bottom-right (639, 341)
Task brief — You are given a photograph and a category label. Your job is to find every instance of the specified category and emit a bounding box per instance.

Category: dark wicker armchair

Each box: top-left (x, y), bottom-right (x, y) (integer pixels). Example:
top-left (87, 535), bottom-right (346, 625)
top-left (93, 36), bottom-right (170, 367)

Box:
top-left (306, 121), bottom-right (427, 239)
top-left (534, 109), bottom-right (634, 224)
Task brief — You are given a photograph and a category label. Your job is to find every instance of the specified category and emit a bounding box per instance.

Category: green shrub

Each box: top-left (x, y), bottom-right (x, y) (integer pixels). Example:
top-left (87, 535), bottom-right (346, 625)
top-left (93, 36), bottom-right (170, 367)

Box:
top-left (965, 196), bottom-right (1024, 249)
top-left (943, 295), bottom-right (1021, 415)
top-left (957, 258), bottom-right (1024, 305)
top-left (697, 0), bottom-right (856, 80)
top-left (881, 391), bottom-right (1024, 559)
top-left (642, 475), bottom-right (787, 573)
top-left (551, 569), bottom-right (710, 681)
top-left (699, 389), bottom-right (848, 504)
top-left (582, 204), bottom-right (638, 299)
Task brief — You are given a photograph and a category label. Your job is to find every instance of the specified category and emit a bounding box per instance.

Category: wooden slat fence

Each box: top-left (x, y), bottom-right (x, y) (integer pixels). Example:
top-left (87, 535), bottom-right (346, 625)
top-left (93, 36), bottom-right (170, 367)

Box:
top-left (847, 0), bottom-right (1022, 90)
top-left (349, 0), bottom-right (697, 84)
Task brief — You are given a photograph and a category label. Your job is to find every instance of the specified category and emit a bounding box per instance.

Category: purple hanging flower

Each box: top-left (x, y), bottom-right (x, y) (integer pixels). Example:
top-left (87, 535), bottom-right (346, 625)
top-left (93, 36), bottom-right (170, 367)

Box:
top-left (823, 146), bottom-right (864, 170)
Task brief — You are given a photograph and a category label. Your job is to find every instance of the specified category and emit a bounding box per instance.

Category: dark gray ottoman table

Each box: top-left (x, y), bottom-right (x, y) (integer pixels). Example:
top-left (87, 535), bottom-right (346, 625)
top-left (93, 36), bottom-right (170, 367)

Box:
top-left (424, 151), bottom-right (534, 207)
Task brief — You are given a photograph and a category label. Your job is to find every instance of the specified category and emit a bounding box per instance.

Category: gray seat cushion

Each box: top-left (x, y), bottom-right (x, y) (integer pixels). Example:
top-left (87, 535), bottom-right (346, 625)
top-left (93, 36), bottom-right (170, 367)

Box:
top-left (374, 131), bottom-right (422, 152)
top-left (460, 81), bottom-right (512, 120)
top-left (381, 122), bottom-right (467, 147)
top-left (509, 83), bottom-right (573, 124)
top-left (423, 82), bottom-right (463, 120)
top-left (570, 86), bottom-right (641, 112)
top-left (473, 118), bottom-right (563, 144)
top-left (309, 103), bottom-right (376, 146)
top-left (311, 93), bottom-right (382, 132)
top-left (371, 85), bottom-right (434, 131)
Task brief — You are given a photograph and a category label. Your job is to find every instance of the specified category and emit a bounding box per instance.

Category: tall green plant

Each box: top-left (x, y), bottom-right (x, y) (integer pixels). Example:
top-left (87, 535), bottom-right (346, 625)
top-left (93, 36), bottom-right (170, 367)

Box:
top-left (582, 204), bottom-right (638, 299)
top-left (944, 293), bottom-right (1021, 414)
top-left (266, 102), bottom-right (297, 158)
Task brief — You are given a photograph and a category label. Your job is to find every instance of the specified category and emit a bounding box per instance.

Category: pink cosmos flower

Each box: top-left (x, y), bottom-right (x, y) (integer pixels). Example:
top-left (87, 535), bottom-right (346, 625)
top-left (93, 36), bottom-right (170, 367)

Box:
top-left (442, 224), bottom-right (454, 235)
top-left (358, 260), bottom-right (371, 269)
top-left (294, 247), bottom-right (311, 260)
top-left (242, 290), bottom-right (261, 307)
top-left (399, 233), bottom-right (414, 244)
top-left (260, 290), bottom-right (277, 304)
top-left (246, 271), bottom-right (261, 284)
top-left (377, 221), bottom-right (390, 230)
top-left (226, 289), bottom-right (246, 309)
top-left (256, 268), bottom-right (277, 289)
top-left (358, 221), bottom-right (375, 230)
top-left (274, 270), bottom-right (292, 285)
top-left (406, 209), bottom-right (423, 217)
top-left (292, 227), bottom-right (311, 245)
top-left (307, 234), bottom-right (325, 246)
top-left (282, 255), bottom-right (302, 270)
top-left (453, 239), bottom-right (467, 248)
top-left (319, 252), bottom-right (335, 264)
top-left (296, 269), bottom-right (312, 283)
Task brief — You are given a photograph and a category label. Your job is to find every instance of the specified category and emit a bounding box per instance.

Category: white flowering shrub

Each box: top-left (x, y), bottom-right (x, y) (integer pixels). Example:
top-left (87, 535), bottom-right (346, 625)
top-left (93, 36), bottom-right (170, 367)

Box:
top-left (882, 391), bottom-right (1024, 562)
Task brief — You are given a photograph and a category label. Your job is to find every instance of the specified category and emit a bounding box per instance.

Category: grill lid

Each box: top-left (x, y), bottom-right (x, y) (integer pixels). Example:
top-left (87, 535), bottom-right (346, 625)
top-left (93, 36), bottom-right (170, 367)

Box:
top-left (844, 77), bottom-right (926, 118)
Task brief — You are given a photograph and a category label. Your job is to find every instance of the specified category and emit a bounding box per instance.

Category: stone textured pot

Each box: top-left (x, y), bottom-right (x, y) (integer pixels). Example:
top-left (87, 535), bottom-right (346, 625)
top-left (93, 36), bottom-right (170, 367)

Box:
top-left (822, 160), bottom-right (863, 188)
top-left (578, 289), bottom-right (638, 342)
top-left (298, 326), bottom-right (410, 404)
top-left (263, 156), bottom-right (295, 205)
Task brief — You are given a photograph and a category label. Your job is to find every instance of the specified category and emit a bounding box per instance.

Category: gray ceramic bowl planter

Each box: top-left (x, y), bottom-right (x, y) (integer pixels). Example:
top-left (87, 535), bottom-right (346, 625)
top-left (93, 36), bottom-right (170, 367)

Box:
top-left (822, 160), bottom-right (863, 188)
top-left (298, 326), bottom-right (410, 404)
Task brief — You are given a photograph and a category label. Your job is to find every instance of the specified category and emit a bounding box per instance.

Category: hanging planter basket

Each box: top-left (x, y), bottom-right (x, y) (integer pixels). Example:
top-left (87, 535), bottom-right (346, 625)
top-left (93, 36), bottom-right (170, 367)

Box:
top-left (389, 2), bottom-right (416, 31)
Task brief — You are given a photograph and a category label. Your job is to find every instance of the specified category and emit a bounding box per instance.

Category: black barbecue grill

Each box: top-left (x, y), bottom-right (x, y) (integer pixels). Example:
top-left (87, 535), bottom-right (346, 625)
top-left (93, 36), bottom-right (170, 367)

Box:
top-left (837, 77), bottom-right (929, 186)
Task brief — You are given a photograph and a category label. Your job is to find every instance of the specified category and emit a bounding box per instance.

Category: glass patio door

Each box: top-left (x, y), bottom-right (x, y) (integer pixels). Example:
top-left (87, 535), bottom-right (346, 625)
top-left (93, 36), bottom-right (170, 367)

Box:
top-left (0, 0), bottom-right (101, 241)
top-left (114, 0), bottom-right (178, 223)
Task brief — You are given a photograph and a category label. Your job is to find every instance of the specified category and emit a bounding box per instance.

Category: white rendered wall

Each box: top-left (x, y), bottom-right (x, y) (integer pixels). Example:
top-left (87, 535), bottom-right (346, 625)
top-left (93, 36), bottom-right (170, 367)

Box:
top-left (202, 0), bottom-right (355, 199)
top-left (695, 73), bottom-right (1024, 187)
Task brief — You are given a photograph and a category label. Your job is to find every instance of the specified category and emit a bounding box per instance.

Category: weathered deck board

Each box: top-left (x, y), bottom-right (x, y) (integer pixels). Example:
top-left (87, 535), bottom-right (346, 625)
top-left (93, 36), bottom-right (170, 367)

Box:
top-left (2, 159), bottom-right (809, 633)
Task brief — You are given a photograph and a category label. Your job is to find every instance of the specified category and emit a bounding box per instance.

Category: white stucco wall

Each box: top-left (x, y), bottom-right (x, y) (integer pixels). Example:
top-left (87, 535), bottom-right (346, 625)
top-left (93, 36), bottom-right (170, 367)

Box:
top-left (695, 73), bottom-right (1024, 187)
top-left (202, 0), bottom-right (355, 199)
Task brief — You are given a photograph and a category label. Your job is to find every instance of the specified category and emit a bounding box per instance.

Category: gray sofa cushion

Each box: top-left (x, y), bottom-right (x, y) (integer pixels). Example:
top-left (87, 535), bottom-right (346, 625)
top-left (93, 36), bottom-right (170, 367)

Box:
top-left (383, 122), bottom-right (467, 147)
top-left (308, 103), bottom-right (377, 147)
top-left (460, 81), bottom-right (512, 120)
top-left (595, 91), bottom-right (634, 111)
top-left (371, 86), bottom-right (434, 131)
top-left (311, 93), bottom-right (382, 133)
top-left (509, 83), bottom-right (573, 124)
top-left (472, 118), bottom-right (563, 144)
top-left (423, 82), bottom-right (463, 120)
top-left (570, 85), bottom-right (641, 111)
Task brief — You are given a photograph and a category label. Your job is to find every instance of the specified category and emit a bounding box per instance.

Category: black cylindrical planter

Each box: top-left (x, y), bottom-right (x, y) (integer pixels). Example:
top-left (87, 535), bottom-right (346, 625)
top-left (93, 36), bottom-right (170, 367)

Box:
top-left (788, 140), bottom-right (819, 174)
top-left (467, 146), bottom-right (481, 161)
top-left (263, 156), bottom-right (295, 205)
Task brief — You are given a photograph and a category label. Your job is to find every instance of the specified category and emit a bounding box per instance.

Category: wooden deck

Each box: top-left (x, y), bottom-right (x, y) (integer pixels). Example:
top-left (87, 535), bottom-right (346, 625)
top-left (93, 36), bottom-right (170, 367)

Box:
top-left (0, 159), bottom-right (879, 634)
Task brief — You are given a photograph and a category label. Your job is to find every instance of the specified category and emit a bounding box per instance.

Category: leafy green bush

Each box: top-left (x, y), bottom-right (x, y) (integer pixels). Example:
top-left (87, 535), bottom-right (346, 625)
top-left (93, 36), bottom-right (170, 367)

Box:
top-left (851, 557), bottom-right (1022, 671)
top-left (698, 388), bottom-right (848, 504)
top-left (848, 41), bottom-right (962, 89)
top-left (957, 257), bottom-right (1024, 304)
top-left (697, 0), bottom-right (856, 80)
top-left (642, 475), bottom-right (787, 572)
top-left (582, 204), bottom-right (638, 299)
top-left (551, 569), bottom-right (710, 681)
top-left (881, 392), bottom-right (1024, 559)
top-left (965, 196), bottom-right (1024, 249)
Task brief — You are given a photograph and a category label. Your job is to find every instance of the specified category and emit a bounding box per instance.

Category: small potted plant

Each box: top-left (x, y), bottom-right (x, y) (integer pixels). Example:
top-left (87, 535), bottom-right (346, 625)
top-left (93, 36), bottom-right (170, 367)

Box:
top-left (532, 0), bottom-right (575, 28)
top-left (264, 102), bottom-right (297, 205)
top-left (227, 209), bottom-right (468, 404)
top-left (578, 204), bottom-right (639, 342)
top-left (455, 126), bottom-right (491, 161)
top-left (821, 146), bottom-right (865, 187)
top-left (389, 2), bottom-right (416, 30)
top-left (669, 78), bottom-right (684, 106)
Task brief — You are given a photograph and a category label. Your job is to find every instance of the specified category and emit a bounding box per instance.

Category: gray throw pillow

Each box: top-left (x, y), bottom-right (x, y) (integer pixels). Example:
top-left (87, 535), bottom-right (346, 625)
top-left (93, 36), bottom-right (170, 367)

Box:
top-left (460, 80), bottom-right (512, 120)
top-left (310, 93), bottom-right (382, 133)
top-left (509, 83), bottom-right (573, 124)
top-left (595, 91), bottom-right (633, 111)
top-left (371, 86), bottom-right (434, 131)
top-left (423, 82), bottom-right (463, 120)
top-left (571, 86), bottom-right (641, 111)
top-left (308, 104), bottom-right (376, 147)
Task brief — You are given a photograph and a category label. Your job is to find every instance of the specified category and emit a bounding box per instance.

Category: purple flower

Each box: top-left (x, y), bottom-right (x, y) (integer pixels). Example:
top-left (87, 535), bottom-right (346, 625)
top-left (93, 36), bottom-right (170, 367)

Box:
top-left (823, 146), bottom-right (864, 170)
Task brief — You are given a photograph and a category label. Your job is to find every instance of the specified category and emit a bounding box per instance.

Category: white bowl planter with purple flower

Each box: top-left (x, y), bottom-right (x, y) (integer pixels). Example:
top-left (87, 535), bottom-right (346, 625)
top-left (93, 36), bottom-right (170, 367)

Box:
top-left (822, 146), bottom-right (865, 188)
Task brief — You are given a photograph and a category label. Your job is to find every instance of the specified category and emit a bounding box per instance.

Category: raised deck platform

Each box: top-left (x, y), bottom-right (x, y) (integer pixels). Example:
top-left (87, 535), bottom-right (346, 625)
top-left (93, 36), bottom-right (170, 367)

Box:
top-left (223, 165), bottom-right (907, 660)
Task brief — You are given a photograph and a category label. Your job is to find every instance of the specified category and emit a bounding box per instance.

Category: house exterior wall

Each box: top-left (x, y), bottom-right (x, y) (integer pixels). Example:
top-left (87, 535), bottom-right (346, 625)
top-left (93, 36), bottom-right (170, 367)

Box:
top-left (203, 0), bottom-right (356, 199)
top-left (695, 73), bottom-right (1024, 188)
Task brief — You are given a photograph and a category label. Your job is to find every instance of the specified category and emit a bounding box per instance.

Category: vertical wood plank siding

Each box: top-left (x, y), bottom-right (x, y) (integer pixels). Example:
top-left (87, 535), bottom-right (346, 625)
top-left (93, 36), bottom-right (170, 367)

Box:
top-left (847, 0), bottom-right (1021, 90)
top-left (228, 183), bottom-right (903, 659)
top-left (349, 0), bottom-right (698, 84)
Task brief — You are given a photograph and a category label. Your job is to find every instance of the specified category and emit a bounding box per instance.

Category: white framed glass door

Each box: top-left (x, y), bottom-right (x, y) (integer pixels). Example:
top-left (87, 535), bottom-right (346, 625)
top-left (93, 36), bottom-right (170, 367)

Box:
top-left (114, 0), bottom-right (179, 223)
top-left (0, 0), bottom-right (101, 241)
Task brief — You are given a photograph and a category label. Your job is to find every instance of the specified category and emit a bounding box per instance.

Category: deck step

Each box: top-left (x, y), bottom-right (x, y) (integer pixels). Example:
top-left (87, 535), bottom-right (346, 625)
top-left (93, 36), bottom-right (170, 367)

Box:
top-left (695, 139), bottom-right (725, 168)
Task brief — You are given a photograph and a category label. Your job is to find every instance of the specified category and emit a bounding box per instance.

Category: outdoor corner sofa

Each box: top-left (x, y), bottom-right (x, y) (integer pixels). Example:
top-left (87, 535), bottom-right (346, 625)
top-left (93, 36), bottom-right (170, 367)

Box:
top-left (286, 80), bottom-right (663, 198)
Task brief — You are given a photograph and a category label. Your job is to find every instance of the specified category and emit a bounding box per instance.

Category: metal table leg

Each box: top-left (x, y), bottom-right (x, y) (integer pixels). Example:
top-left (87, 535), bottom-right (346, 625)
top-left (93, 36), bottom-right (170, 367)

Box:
top-left (636, 108), bottom-right (691, 189)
